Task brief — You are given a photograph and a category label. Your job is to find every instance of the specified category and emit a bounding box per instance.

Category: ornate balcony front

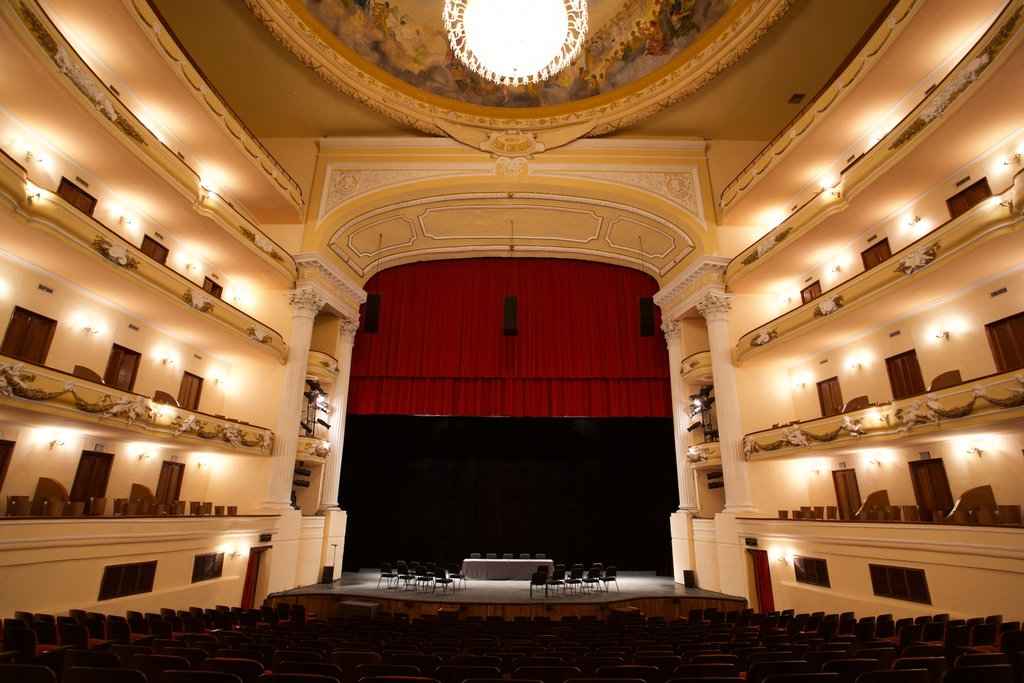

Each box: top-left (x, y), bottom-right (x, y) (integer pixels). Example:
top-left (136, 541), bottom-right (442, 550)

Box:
top-left (0, 356), bottom-right (274, 455)
top-left (743, 369), bottom-right (1024, 460)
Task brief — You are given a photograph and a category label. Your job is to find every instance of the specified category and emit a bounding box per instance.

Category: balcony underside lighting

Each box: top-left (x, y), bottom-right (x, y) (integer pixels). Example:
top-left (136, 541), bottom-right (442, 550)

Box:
top-left (443, 0), bottom-right (588, 87)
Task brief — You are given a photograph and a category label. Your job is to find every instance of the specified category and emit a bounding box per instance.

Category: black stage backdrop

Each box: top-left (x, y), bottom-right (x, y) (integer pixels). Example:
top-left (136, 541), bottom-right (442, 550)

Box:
top-left (339, 415), bottom-right (679, 574)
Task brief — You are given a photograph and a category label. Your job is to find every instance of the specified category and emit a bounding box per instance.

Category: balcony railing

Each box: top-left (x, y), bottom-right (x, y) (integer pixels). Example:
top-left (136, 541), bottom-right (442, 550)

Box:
top-left (743, 369), bottom-right (1024, 460)
top-left (0, 356), bottom-right (274, 454)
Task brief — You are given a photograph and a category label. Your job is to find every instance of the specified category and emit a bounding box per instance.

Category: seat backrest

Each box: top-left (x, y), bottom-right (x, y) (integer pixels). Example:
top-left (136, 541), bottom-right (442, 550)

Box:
top-left (64, 667), bottom-right (147, 683)
top-left (0, 664), bottom-right (57, 682)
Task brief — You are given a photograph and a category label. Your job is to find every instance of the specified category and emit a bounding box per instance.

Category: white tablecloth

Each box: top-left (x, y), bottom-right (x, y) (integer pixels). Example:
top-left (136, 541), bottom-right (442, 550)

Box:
top-left (462, 558), bottom-right (555, 580)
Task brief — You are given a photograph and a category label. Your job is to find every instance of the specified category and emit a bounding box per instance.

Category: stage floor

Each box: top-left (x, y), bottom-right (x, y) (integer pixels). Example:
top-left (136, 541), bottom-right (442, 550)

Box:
top-left (275, 569), bottom-right (743, 607)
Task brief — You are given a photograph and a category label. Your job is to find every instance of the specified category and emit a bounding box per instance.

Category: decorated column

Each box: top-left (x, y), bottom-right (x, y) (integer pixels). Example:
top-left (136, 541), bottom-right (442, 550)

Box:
top-left (263, 288), bottom-right (325, 509)
top-left (319, 317), bottom-right (359, 512)
top-left (696, 289), bottom-right (755, 513)
top-left (662, 320), bottom-right (698, 513)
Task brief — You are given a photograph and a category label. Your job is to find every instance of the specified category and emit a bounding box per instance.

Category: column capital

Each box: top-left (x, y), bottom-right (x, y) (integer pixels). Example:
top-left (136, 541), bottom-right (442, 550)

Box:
top-left (696, 289), bottom-right (734, 322)
top-left (339, 317), bottom-right (360, 342)
top-left (661, 319), bottom-right (681, 346)
top-left (287, 288), bottom-right (326, 317)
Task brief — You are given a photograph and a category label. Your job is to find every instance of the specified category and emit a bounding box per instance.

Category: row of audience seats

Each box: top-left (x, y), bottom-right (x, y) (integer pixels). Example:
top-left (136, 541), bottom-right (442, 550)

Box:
top-left (2, 604), bottom-right (1021, 683)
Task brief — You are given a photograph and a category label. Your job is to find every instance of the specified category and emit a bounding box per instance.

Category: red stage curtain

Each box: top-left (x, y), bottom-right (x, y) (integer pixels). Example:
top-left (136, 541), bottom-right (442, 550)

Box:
top-left (348, 258), bottom-right (671, 417)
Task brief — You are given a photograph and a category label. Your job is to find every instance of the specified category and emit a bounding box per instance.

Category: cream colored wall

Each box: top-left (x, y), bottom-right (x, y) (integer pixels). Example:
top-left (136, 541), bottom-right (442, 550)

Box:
top-left (739, 518), bottom-right (1024, 619)
top-left (0, 516), bottom-right (274, 616)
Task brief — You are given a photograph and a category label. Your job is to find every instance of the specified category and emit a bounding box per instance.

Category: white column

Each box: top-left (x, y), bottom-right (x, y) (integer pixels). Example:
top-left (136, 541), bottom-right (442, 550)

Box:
top-left (319, 317), bottom-right (359, 512)
top-left (263, 288), bottom-right (325, 510)
top-left (662, 320), bottom-right (698, 513)
top-left (696, 290), bottom-right (755, 513)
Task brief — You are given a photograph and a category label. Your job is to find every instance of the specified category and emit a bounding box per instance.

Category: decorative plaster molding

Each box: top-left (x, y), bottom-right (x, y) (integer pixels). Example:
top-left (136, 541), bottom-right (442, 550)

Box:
top-left (814, 295), bottom-right (845, 318)
top-left (661, 320), bottom-right (681, 345)
top-left (183, 288), bottom-right (215, 313)
top-left (696, 290), bottom-right (734, 321)
top-left (320, 166), bottom-right (482, 221)
top-left (294, 253), bottom-right (368, 307)
top-left (287, 288), bottom-right (326, 316)
top-left (653, 256), bottom-right (730, 308)
top-left (339, 318), bottom-right (360, 342)
top-left (17, 1), bottom-right (146, 145)
top-left (536, 168), bottom-right (704, 224)
top-left (895, 241), bottom-right (941, 275)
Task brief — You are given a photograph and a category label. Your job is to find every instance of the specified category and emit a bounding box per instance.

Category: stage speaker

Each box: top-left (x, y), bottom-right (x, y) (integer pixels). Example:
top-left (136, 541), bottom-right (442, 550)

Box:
top-left (683, 569), bottom-right (697, 588)
top-left (363, 293), bottom-right (381, 333)
top-left (503, 295), bottom-right (518, 336)
top-left (707, 470), bottom-right (723, 480)
top-left (708, 481), bottom-right (725, 490)
top-left (320, 565), bottom-right (334, 584)
top-left (639, 296), bottom-right (655, 336)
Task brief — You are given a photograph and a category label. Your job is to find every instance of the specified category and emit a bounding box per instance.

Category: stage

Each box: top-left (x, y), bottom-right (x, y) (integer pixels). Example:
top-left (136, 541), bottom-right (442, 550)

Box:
top-left (269, 569), bottom-right (746, 622)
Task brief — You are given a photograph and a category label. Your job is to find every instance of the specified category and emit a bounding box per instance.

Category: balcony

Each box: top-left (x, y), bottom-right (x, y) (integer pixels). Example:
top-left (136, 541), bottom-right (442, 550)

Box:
top-left (742, 368), bottom-right (1024, 460)
top-left (1, 151), bottom-right (287, 363)
top-left (725, 1), bottom-right (1024, 287)
top-left (734, 183), bottom-right (1023, 366)
top-left (0, 356), bottom-right (274, 455)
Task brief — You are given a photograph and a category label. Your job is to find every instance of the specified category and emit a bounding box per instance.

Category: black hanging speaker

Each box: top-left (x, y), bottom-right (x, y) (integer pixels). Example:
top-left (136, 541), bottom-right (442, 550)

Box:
top-left (708, 481), bottom-right (725, 490)
top-left (363, 293), bottom-right (381, 333)
top-left (503, 295), bottom-right (518, 336)
top-left (639, 296), bottom-right (655, 336)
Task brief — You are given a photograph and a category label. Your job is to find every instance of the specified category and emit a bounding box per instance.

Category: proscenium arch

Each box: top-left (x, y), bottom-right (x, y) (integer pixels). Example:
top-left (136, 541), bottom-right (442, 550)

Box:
top-left (317, 187), bottom-right (708, 285)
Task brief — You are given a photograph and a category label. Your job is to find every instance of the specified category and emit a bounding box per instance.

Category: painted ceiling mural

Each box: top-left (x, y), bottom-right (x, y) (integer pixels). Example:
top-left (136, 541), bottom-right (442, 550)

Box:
top-left (300, 0), bottom-right (738, 108)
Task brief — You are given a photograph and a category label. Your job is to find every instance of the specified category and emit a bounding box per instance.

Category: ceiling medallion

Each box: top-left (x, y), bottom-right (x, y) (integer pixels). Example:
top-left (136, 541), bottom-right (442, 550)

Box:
top-left (443, 0), bottom-right (588, 87)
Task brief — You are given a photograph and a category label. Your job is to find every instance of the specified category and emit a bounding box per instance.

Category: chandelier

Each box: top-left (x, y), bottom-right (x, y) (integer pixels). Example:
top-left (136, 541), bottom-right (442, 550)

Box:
top-left (443, 0), bottom-right (588, 87)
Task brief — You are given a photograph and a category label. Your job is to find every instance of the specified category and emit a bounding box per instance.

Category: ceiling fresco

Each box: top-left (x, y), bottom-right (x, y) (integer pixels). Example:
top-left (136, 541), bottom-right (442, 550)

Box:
top-left (245, 0), bottom-right (791, 138)
top-left (299, 0), bottom-right (738, 108)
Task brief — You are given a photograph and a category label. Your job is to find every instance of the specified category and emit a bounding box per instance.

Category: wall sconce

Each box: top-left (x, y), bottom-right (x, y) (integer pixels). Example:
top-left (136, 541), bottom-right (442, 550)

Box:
top-left (138, 451), bottom-right (152, 462)
top-left (49, 437), bottom-right (65, 450)
top-left (793, 380), bottom-right (806, 389)
top-left (906, 214), bottom-right (921, 227)
top-left (849, 361), bottom-right (862, 371)
top-left (196, 457), bottom-right (210, 469)
top-left (25, 150), bottom-right (45, 164)
top-left (229, 548), bottom-right (241, 559)
top-left (868, 458), bottom-right (881, 467)
top-left (1004, 152), bottom-right (1022, 166)
top-left (25, 183), bottom-right (42, 203)
top-left (966, 446), bottom-right (983, 458)
top-left (119, 215), bottom-right (135, 227)
top-left (935, 327), bottom-right (950, 341)
top-left (808, 467), bottom-right (821, 476)
top-left (831, 264), bottom-right (842, 274)
top-left (82, 324), bottom-right (99, 336)
top-left (185, 263), bottom-right (197, 272)
top-left (160, 356), bottom-right (175, 366)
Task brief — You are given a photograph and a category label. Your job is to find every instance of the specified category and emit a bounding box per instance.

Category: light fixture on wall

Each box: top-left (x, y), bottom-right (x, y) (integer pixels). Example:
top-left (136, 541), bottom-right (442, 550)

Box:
top-left (25, 183), bottom-right (42, 203)
top-left (49, 437), bottom-right (65, 450)
top-left (966, 446), bottom-right (983, 458)
top-left (196, 457), bottom-right (210, 469)
top-left (138, 451), bottom-right (152, 462)
top-left (935, 327), bottom-right (950, 341)
top-left (808, 466), bottom-right (821, 476)
top-left (81, 324), bottom-right (100, 336)
top-left (868, 458), bottom-right (881, 467)
top-left (160, 355), bottom-right (175, 366)
top-left (119, 214), bottom-right (135, 227)
top-left (24, 150), bottom-right (45, 165)
top-left (906, 214), bottom-right (921, 227)
top-left (1004, 151), bottom-right (1022, 166)
top-left (443, 0), bottom-right (588, 86)
top-left (849, 361), bottom-right (862, 371)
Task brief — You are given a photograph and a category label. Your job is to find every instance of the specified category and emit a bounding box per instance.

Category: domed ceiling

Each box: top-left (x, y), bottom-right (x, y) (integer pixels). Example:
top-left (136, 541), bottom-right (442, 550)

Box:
top-left (245, 0), bottom-right (793, 143)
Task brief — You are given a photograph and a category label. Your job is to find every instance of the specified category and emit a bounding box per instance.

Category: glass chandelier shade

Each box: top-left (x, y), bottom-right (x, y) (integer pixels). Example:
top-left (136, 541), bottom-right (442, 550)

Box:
top-left (443, 0), bottom-right (589, 87)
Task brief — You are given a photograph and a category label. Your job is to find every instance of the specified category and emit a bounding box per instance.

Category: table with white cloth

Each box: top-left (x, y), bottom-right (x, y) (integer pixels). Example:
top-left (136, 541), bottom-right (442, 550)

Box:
top-left (461, 558), bottom-right (555, 580)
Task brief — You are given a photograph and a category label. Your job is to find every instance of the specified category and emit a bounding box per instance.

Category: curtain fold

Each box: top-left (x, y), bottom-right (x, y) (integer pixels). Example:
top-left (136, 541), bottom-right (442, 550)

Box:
top-left (349, 258), bottom-right (671, 417)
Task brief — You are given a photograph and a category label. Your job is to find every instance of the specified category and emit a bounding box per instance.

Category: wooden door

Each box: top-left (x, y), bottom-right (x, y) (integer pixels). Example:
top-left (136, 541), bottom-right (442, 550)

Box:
top-left (817, 376), bottom-right (844, 417)
top-left (832, 468), bottom-right (861, 521)
top-left (104, 345), bottom-right (141, 391)
top-left (946, 178), bottom-right (991, 218)
top-left (986, 312), bottom-right (1024, 372)
top-left (909, 459), bottom-right (954, 521)
top-left (69, 451), bottom-right (113, 503)
top-left (1, 307), bottom-right (57, 364)
top-left (801, 281), bottom-right (822, 304)
top-left (886, 349), bottom-right (926, 400)
top-left (177, 372), bottom-right (204, 411)
top-left (155, 461), bottom-right (184, 507)
top-left (0, 440), bottom-right (13, 491)
top-left (861, 238), bottom-right (892, 271)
